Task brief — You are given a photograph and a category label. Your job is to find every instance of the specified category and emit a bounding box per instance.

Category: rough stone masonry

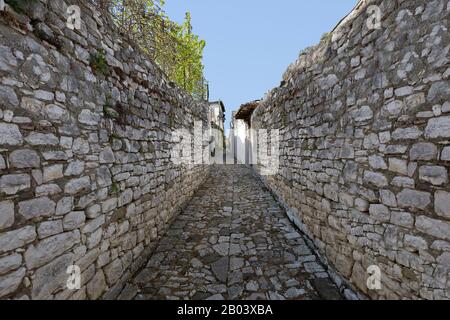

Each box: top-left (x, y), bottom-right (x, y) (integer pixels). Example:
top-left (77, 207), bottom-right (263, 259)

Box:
top-left (0, 0), bottom-right (209, 299)
top-left (0, 0), bottom-right (449, 301)
top-left (252, 0), bottom-right (450, 299)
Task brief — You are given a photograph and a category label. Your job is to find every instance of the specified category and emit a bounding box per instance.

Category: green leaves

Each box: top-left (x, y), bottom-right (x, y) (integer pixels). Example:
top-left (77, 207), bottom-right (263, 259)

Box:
top-left (89, 50), bottom-right (109, 76)
top-left (106, 0), bottom-right (207, 99)
top-left (170, 12), bottom-right (207, 99)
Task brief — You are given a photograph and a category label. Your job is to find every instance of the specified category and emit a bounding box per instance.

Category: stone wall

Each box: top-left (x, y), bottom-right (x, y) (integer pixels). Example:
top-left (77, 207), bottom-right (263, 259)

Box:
top-left (252, 0), bottom-right (450, 300)
top-left (0, 0), bottom-right (210, 299)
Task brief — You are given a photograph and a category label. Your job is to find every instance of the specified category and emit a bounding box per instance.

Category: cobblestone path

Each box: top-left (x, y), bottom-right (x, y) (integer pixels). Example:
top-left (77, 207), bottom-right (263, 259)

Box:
top-left (124, 165), bottom-right (342, 300)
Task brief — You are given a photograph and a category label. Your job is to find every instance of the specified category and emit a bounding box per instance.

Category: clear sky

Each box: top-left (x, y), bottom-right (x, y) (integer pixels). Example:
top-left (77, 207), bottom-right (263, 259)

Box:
top-left (164, 0), bottom-right (359, 130)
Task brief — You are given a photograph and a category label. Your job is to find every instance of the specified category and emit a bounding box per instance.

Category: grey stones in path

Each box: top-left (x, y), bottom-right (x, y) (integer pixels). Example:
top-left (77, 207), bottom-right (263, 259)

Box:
top-left (126, 165), bottom-right (341, 300)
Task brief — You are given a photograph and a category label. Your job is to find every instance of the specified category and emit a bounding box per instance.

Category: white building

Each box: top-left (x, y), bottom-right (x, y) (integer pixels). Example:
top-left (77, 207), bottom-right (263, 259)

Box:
top-left (208, 101), bottom-right (226, 158)
top-left (230, 101), bottom-right (260, 165)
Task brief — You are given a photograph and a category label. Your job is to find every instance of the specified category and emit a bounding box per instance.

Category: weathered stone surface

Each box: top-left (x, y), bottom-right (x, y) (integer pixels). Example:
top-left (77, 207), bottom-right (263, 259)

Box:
top-left (369, 155), bottom-right (387, 170)
top-left (0, 268), bottom-right (25, 298)
top-left (351, 106), bottom-right (373, 122)
top-left (404, 235), bottom-right (428, 251)
top-left (418, 166), bottom-right (448, 186)
top-left (0, 254), bottom-right (22, 275)
top-left (397, 189), bottom-right (431, 210)
top-left (392, 127), bottom-right (422, 140)
top-left (410, 143), bottom-right (437, 161)
top-left (435, 191), bottom-right (450, 219)
top-left (63, 211), bottom-right (86, 230)
top-left (72, 138), bottom-right (90, 155)
top-left (0, 174), bottom-right (30, 195)
top-left (18, 197), bottom-right (56, 220)
top-left (81, 215), bottom-right (105, 234)
top-left (369, 204), bottom-right (390, 223)
top-left (43, 164), bottom-right (64, 183)
top-left (425, 116), bottom-right (450, 138)
top-left (78, 109), bottom-right (100, 126)
top-left (0, 86), bottom-right (19, 106)
top-left (64, 176), bottom-right (91, 195)
top-left (313, 278), bottom-right (342, 300)
top-left (25, 133), bottom-right (59, 146)
top-left (37, 220), bottom-right (63, 239)
top-left (211, 257), bottom-right (229, 283)
top-left (24, 231), bottom-right (80, 269)
top-left (389, 158), bottom-right (408, 175)
top-left (391, 211), bottom-right (414, 228)
top-left (87, 270), bottom-right (106, 300)
top-left (416, 216), bottom-right (450, 241)
top-left (0, 201), bottom-right (14, 230)
top-left (45, 104), bottom-right (68, 121)
top-left (383, 100), bottom-right (403, 116)
top-left (0, 45), bottom-right (17, 72)
top-left (31, 253), bottom-right (75, 299)
top-left (104, 259), bottom-right (123, 285)
top-left (65, 161), bottom-right (85, 176)
top-left (0, 226), bottom-right (36, 253)
top-left (395, 86), bottom-right (413, 97)
top-left (36, 184), bottom-right (62, 197)
top-left (363, 171), bottom-right (388, 188)
top-left (9, 149), bottom-right (40, 168)
top-left (442, 147), bottom-right (450, 161)
top-left (0, 123), bottom-right (23, 146)
top-left (0, 154), bottom-right (5, 170)
top-left (380, 190), bottom-right (397, 207)
top-left (99, 147), bottom-right (115, 164)
top-left (427, 81), bottom-right (450, 102)
top-left (56, 197), bottom-right (73, 216)
top-left (96, 166), bottom-right (112, 187)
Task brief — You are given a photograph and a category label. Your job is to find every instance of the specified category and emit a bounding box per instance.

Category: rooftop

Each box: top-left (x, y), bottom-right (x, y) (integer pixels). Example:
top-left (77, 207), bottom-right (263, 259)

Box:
top-left (234, 100), bottom-right (260, 121)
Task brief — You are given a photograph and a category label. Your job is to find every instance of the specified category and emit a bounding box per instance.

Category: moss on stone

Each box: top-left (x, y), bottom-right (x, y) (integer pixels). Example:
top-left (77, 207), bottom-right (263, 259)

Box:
top-left (90, 50), bottom-right (109, 76)
top-left (111, 183), bottom-right (120, 194)
top-left (103, 105), bottom-right (119, 119)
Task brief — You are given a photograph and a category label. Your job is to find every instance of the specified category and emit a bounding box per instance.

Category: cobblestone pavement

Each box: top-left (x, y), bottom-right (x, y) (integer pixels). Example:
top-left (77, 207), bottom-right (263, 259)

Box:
top-left (123, 165), bottom-right (342, 300)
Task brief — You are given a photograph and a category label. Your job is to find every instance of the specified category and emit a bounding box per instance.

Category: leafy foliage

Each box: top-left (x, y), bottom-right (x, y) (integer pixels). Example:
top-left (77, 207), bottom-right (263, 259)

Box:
top-left (110, 182), bottom-right (120, 194)
top-left (90, 50), bottom-right (109, 76)
top-left (103, 105), bottom-right (119, 119)
top-left (96, 0), bottom-right (208, 100)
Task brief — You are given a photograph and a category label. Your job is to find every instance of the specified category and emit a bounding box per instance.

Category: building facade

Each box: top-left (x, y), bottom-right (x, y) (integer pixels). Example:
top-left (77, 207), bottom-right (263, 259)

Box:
top-left (208, 101), bottom-right (226, 158)
top-left (230, 101), bottom-right (260, 164)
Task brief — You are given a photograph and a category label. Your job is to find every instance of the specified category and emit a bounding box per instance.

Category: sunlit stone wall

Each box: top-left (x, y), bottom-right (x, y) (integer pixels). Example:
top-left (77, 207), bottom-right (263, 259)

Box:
top-left (252, 0), bottom-right (450, 300)
top-left (0, 0), bottom-right (210, 299)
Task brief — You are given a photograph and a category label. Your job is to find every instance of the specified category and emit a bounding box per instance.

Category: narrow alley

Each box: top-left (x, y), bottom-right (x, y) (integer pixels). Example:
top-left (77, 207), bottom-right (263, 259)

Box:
top-left (122, 165), bottom-right (342, 300)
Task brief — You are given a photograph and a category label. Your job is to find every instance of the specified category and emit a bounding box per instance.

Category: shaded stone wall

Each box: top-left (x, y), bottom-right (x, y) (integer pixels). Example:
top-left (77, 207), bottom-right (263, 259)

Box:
top-left (252, 0), bottom-right (450, 299)
top-left (0, 0), bottom-right (210, 299)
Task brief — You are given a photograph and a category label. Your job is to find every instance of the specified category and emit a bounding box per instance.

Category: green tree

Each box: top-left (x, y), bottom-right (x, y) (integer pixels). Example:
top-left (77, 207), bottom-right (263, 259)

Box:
top-left (171, 13), bottom-right (206, 99)
top-left (99, 0), bottom-right (207, 99)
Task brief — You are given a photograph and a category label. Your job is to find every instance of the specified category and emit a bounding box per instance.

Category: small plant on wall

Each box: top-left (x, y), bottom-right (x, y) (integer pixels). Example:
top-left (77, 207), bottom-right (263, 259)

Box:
top-left (103, 104), bottom-right (119, 119)
top-left (90, 49), bottom-right (109, 76)
top-left (111, 182), bottom-right (120, 194)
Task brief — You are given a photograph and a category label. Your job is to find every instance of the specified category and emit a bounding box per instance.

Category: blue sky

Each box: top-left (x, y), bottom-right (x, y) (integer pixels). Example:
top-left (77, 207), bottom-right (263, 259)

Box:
top-left (164, 0), bottom-right (359, 129)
